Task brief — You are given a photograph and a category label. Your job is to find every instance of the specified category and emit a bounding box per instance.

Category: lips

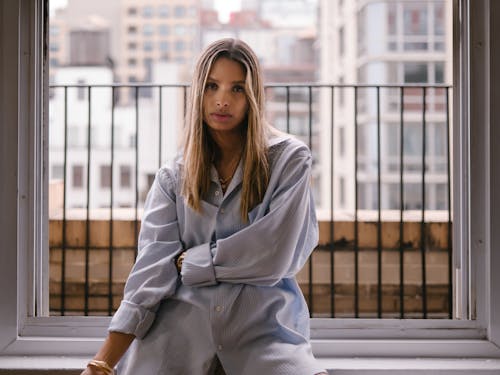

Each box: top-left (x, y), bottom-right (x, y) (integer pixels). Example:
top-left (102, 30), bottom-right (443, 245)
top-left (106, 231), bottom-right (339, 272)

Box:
top-left (210, 112), bottom-right (232, 122)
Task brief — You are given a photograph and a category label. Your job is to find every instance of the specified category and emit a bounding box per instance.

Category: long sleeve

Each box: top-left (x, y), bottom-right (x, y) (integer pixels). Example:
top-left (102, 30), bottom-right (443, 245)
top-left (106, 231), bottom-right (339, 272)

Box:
top-left (109, 168), bottom-right (183, 338)
top-left (181, 142), bottom-right (318, 287)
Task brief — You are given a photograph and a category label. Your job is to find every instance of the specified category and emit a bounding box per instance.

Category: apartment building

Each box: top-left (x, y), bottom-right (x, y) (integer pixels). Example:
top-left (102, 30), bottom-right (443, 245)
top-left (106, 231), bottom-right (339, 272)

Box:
top-left (319, 0), bottom-right (453, 212)
top-left (119, 0), bottom-right (201, 94)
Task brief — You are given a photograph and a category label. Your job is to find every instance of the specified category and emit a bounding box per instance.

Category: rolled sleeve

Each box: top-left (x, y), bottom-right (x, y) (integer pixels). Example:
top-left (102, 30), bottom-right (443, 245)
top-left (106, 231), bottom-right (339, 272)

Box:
top-left (181, 242), bottom-right (217, 287)
top-left (109, 300), bottom-right (157, 339)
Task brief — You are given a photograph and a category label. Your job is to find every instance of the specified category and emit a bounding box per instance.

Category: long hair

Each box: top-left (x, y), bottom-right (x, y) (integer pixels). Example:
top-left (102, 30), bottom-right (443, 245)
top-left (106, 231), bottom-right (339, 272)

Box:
top-left (181, 38), bottom-right (270, 220)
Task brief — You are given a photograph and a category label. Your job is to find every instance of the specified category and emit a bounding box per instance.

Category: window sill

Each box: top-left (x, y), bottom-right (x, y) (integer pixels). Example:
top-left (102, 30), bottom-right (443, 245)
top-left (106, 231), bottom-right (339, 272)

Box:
top-left (1, 356), bottom-right (500, 375)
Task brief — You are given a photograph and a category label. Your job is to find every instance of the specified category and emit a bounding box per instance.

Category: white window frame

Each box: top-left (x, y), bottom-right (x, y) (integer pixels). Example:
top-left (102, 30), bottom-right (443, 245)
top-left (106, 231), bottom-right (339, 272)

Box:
top-left (0, 0), bottom-right (499, 363)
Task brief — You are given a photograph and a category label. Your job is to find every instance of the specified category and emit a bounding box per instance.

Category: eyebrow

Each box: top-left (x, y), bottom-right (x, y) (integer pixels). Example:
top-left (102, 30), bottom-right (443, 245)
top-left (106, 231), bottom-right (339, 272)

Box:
top-left (207, 76), bottom-right (245, 85)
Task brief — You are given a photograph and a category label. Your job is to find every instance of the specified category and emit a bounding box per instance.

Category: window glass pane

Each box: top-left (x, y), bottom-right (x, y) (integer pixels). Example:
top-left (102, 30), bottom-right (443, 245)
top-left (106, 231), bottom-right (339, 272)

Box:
top-left (72, 165), bottom-right (84, 188)
top-left (434, 2), bottom-right (445, 35)
top-left (143, 41), bottom-right (153, 51)
top-left (435, 62), bottom-right (445, 83)
top-left (159, 5), bottom-right (169, 17)
top-left (175, 40), bottom-right (185, 51)
top-left (51, 164), bottom-right (64, 180)
top-left (403, 3), bottom-right (428, 35)
top-left (387, 3), bottom-right (397, 35)
top-left (404, 62), bottom-right (428, 83)
top-left (143, 24), bottom-right (153, 36)
top-left (143, 6), bottom-right (153, 18)
top-left (159, 24), bottom-right (169, 35)
top-left (159, 40), bottom-right (169, 52)
top-left (120, 165), bottom-right (131, 188)
top-left (174, 6), bottom-right (186, 17)
top-left (100, 165), bottom-right (111, 188)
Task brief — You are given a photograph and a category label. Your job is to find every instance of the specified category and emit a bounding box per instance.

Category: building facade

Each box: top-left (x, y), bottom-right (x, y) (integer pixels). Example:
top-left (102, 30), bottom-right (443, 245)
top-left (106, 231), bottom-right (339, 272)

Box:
top-left (319, 0), bottom-right (453, 213)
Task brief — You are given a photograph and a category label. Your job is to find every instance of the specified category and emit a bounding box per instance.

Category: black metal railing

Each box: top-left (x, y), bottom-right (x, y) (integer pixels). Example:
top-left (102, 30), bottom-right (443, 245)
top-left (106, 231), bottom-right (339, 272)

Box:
top-left (48, 83), bottom-right (452, 319)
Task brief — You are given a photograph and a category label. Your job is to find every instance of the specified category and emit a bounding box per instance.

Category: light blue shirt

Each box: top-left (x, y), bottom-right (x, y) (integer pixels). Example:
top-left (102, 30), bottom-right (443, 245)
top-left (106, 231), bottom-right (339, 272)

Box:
top-left (110, 135), bottom-right (325, 374)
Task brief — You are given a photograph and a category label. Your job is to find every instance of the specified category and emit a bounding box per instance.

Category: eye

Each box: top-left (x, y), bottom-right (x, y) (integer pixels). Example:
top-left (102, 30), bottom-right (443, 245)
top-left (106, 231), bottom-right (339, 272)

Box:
top-left (205, 82), bottom-right (217, 91)
top-left (233, 85), bottom-right (245, 93)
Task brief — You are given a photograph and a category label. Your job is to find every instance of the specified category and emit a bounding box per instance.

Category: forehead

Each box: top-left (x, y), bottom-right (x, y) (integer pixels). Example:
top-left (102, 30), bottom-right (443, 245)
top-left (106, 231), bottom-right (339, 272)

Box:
top-left (208, 57), bottom-right (246, 79)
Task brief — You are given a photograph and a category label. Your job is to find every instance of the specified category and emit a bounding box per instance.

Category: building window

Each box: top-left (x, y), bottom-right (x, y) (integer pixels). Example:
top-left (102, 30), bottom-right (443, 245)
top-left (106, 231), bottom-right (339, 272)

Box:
top-left (127, 7), bottom-right (137, 16)
top-left (338, 76), bottom-right (345, 106)
top-left (338, 26), bottom-right (345, 57)
top-left (339, 176), bottom-right (345, 207)
top-left (143, 41), bottom-right (153, 52)
top-left (143, 6), bottom-right (153, 18)
top-left (128, 58), bottom-right (137, 67)
top-left (49, 42), bottom-right (59, 52)
top-left (127, 25), bottom-right (137, 34)
top-left (159, 40), bottom-right (169, 52)
top-left (77, 79), bottom-right (86, 101)
top-left (127, 42), bottom-right (137, 50)
top-left (100, 165), bottom-right (111, 189)
top-left (403, 62), bottom-right (428, 83)
top-left (174, 5), bottom-right (186, 17)
top-left (51, 164), bottom-right (64, 180)
top-left (159, 24), bottom-right (169, 35)
top-left (72, 165), bottom-right (84, 188)
top-left (435, 62), bottom-right (445, 83)
top-left (339, 126), bottom-right (345, 157)
top-left (120, 165), bottom-right (131, 188)
top-left (50, 58), bottom-right (59, 67)
top-left (174, 25), bottom-right (186, 35)
top-left (403, 3), bottom-right (428, 35)
top-left (434, 2), bottom-right (445, 35)
top-left (159, 5), bottom-right (169, 17)
top-left (175, 40), bottom-right (185, 52)
top-left (50, 25), bottom-right (59, 36)
top-left (143, 24), bottom-right (154, 36)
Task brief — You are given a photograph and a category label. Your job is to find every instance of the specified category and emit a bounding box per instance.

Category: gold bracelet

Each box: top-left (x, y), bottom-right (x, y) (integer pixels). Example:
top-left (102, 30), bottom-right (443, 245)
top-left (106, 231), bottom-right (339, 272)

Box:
top-left (87, 359), bottom-right (115, 375)
top-left (176, 251), bottom-right (186, 272)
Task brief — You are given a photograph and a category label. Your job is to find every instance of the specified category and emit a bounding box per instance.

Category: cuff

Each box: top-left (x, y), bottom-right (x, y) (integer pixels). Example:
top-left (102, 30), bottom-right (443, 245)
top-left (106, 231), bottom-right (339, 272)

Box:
top-left (181, 242), bottom-right (217, 287)
top-left (108, 300), bottom-right (156, 339)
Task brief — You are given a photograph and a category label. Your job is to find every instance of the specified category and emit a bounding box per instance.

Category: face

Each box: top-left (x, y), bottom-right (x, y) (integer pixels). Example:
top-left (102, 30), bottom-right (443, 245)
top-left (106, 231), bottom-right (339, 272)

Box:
top-left (202, 57), bottom-right (249, 136)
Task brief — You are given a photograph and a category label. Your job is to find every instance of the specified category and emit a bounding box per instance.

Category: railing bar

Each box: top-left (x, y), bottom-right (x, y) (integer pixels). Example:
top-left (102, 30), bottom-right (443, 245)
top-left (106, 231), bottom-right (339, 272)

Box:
top-left (49, 83), bottom-right (451, 89)
top-left (330, 85), bottom-right (336, 318)
top-left (183, 86), bottom-right (187, 121)
top-left (399, 86), bottom-right (405, 319)
top-left (376, 86), bottom-right (382, 318)
top-left (354, 86), bottom-right (359, 318)
top-left (61, 86), bottom-right (68, 316)
top-left (158, 86), bottom-right (162, 169)
top-left (286, 87), bottom-right (290, 133)
top-left (84, 86), bottom-right (92, 316)
top-left (421, 87), bottom-right (428, 318)
top-left (446, 87), bottom-right (453, 319)
top-left (134, 87), bottom-right (140, 260)
top-left (108, 87), bottom-right (116, 316)
top-left (308, 85), bottom-right (313, 316)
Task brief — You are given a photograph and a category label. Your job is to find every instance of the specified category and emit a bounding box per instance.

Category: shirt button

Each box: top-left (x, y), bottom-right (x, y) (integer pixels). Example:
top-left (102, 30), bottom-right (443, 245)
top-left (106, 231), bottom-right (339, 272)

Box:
top-left (220, 208), bottom-right (225, 214)
top-left (217, 345), bottom-right (223, 351)
top-left (215, 305), bottom-right (223, 312)
top-left (215, 190), bottom-right (220, 197)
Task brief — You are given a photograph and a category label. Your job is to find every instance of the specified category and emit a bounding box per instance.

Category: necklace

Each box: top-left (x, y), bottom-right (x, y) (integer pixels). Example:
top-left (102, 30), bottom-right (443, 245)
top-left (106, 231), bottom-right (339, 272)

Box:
top-left (217, 153), bottom-right (241, 192)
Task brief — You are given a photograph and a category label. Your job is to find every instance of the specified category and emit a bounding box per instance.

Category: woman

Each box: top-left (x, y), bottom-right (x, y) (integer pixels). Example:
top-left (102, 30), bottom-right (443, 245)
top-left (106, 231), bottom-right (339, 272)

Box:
top-left (83, 38), bottom-right (327, 375)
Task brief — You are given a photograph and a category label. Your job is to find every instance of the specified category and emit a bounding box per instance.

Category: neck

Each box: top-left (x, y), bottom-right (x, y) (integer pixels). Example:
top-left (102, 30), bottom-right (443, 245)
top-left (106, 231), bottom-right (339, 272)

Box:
top-left (210, 132), bottom-right (244, 162)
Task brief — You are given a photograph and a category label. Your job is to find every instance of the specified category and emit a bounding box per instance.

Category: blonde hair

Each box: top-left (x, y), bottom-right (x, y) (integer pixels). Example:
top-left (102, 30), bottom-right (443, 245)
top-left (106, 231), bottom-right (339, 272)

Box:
top-left (181, 38), bottom-right (270, 220)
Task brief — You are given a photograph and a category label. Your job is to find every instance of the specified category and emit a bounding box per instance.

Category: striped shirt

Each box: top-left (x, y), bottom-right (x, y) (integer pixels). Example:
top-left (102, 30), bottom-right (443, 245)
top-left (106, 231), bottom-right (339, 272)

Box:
top-left (110, 135), bottom-right (325, 375)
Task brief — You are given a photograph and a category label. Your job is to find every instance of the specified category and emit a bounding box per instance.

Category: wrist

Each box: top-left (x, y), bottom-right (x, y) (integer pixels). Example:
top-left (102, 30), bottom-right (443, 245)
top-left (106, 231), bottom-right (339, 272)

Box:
top-left (176, 251), bottom-right (186, 272)
top-left (87, 359), bottom-right (114, 375)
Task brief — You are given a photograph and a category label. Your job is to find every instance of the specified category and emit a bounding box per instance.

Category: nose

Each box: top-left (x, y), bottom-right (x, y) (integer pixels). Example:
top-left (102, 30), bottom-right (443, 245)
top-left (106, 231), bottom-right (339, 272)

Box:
top-left (215, 92), bottom-right (229, 108)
